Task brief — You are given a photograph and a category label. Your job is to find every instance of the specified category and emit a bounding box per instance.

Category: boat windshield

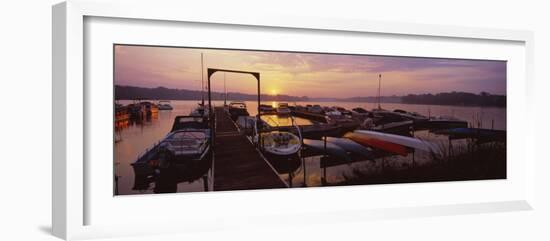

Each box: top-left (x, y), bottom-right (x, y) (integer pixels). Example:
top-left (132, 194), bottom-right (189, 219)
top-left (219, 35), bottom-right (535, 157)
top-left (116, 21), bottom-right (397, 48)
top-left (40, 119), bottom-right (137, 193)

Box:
top-left (230, 103), bottom-right (246, 109)
top-left (278, 103), bottom-right (289, 108)
top-left (171, 116), bottom-right (209, 131)
top-left (169, 131), bottom-right (207, 140)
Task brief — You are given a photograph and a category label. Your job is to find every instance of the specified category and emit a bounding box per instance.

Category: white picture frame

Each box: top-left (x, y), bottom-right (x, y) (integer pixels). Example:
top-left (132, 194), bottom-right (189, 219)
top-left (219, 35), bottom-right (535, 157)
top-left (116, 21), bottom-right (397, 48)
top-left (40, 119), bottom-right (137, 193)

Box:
top-left (52, 0), bottom-right (535, 240)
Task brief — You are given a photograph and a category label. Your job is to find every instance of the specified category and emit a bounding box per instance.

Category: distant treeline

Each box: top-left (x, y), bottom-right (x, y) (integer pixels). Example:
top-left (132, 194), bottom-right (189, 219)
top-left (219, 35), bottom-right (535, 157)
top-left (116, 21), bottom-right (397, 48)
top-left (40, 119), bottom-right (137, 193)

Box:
top-left (401, 92), bottom-right (506, 107)
top-left (115, 85), bottom-right (505, 107)
top-left (115, 85), bottom-right (309, 101)
top-left (340, 96), bottom-right (402, 103)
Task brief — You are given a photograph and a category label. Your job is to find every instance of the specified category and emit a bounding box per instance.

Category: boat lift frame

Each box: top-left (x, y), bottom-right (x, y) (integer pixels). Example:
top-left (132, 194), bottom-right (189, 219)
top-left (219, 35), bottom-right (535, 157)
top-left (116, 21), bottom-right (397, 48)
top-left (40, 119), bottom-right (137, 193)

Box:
top-left (207, 68), bottom-right (261, 144)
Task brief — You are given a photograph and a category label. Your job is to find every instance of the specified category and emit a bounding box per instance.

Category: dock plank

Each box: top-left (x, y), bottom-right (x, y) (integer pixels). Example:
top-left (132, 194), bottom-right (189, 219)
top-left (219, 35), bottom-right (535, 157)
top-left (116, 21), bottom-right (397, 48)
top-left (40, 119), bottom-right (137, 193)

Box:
top-left (213, 107), bottom-right (287, 191)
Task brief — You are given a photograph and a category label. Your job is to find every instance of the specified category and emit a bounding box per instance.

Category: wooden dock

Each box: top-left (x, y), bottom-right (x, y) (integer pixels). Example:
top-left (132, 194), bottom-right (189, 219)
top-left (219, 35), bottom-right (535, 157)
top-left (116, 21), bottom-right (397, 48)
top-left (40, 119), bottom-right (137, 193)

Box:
top-left (212, 107), bottom-right (287, 191)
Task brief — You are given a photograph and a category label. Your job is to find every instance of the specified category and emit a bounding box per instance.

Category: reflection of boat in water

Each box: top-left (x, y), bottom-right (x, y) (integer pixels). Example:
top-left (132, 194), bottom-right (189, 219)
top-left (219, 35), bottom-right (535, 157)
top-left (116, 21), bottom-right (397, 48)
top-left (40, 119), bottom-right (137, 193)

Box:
top-left (115, 105), bottom-right (129, 127)
top-left (157, 100), bottom-right (173, 110)
top-left (130, 116), bottom-right (212, 192)
top-left (227, 102), bottom-right (249, 120)
top-left (276, 102), bottom-right (291, 116)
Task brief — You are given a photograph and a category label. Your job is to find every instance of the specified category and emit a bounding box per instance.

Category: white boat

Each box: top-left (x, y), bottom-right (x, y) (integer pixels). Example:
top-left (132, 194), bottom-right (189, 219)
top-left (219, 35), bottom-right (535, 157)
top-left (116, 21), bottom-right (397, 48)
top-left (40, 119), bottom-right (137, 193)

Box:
top-left (324, 108), bottom-right (341, 117)
top-left (354, 130), bottom-right (440, 154)
top-left (260, 131), bottom-right (301, 156)
top-left (276, 102), bottom-right (291, 115)
top-left (157, 100), bottom-right (173, 110)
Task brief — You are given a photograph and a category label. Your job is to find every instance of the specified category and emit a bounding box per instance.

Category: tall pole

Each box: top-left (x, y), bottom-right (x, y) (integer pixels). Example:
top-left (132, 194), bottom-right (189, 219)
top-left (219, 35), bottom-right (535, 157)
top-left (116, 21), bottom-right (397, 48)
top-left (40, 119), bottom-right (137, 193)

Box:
top-left (201, 53), bottom-right (205, 106)
top-left (224, 73), bottom-right (227, 106)
top-left (378, 74), bottom-right (382, 110)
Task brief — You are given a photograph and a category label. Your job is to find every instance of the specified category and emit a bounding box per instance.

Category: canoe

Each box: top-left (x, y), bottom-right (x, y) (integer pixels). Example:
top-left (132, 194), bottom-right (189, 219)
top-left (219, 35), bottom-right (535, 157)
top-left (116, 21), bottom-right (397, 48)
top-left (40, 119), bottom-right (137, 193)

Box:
top-left (345, 132), bottom-right (409, 156)
top-left (326, 137), bottom-right (374, 159)
top-left (354, 130), bottom-right (440, 154)
top-left (303, 138), bottom-right (350, 161)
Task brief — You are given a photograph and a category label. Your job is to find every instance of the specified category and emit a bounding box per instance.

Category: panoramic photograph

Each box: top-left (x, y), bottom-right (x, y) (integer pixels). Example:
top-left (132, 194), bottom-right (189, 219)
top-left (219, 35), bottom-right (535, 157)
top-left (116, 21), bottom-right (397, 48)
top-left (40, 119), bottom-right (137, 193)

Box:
top-left (113, 44), bottom-right (507, 195)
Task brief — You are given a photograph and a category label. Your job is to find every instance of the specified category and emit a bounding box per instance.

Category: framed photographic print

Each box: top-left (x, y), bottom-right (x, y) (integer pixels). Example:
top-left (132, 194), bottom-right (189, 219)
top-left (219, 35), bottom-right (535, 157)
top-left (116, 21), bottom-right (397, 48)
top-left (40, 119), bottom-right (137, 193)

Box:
top-left (52, 0), bottom-right (535, 240)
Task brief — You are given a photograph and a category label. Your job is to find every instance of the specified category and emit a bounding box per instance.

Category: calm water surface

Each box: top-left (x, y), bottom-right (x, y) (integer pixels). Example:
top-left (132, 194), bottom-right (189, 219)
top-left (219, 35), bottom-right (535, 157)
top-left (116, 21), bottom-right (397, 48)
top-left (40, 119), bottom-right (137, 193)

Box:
top-left (114, 100), bottom-right (506, 194)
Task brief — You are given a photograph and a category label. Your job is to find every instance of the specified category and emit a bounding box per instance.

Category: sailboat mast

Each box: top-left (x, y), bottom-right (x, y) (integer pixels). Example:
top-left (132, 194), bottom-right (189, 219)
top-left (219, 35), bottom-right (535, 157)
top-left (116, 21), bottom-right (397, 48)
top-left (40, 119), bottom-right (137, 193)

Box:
top-left (224, 73), bottom-right (227, 106)
top-left (201, 53), bottom-right (205, 105)
top-left (378, 74), bottom-right (382, 110)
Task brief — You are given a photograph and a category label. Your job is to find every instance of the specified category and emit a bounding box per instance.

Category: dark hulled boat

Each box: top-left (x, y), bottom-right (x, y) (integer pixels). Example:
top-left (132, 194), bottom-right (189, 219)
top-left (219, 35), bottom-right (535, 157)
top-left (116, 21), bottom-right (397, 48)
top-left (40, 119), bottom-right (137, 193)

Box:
top-left (130, 116), bottom-right (212, 190)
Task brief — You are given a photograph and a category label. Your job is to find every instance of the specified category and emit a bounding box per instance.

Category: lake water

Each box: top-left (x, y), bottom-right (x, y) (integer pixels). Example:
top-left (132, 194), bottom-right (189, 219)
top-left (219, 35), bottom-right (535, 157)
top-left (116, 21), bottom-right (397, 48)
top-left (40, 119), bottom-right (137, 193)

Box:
top-left (114, 100), bottom-right (506, 195)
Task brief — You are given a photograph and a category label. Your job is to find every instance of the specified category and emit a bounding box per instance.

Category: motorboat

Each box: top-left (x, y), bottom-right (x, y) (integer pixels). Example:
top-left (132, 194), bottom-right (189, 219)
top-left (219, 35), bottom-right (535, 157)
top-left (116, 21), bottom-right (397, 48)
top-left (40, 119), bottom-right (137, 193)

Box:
top-left (190, 103), bottom-right (209, 117)
top-left (259, 104), bottom-right (276, 114)
top-left (307, 104), bottom-right (323, 114)
top-left (131, 116), bottom-right (212, 178)
top-left (140, 101), bottom-right (158, 116)
top-left (333, 106), bottom-right (353, 116)
top-left (276, 102), bottom-right (291, 116)
top-left (260, 131), bottom-right (301, 157)
top-left (393, 109), bottom-right (428, 121)
top-left (227, 102), bottom-right (249, 120)
top-left (157, 100), bottom-right (174, 110)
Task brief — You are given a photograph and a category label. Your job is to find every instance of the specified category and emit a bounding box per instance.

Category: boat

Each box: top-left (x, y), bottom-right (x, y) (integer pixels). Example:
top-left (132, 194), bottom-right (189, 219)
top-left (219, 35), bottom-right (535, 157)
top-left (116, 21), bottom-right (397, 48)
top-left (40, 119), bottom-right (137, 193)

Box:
top-left (351, 107), bottom-right (371, 119)
top-left (303, 138), bottom-right (350, 161)
top-left (345, 132), bottom-right (410, 156)
top-left (157, 100), bottom-right (173, 110)
top-left (276, 102), bottom-right (291, 116)
top-left (190, 103), bottom-right (209, 117)
top-left (131, 116), bottom-right (212, 178)
top-left (127, 99), bottom-right (146, 118)
top-left (140, 101), bottom-right (158, 116)
top-left (371, 109), bottom-right (409, 125)
top-left (370, 120), bottom-right (414, 134)
top-left (393, 109), bottom-right (429, 122)
top-left (227, 102), bottom-right (249, 120)
top-left (291, 108), bottom-right (328, 123)
top-left (326, 137), bottom-right (374, 159)
top-left (307, 104), bottom-right (324, 114)
top-left (353, 130), bottom-right (440, 154)
top-left (333, 106), bottom-right (353, 116)
top-left (434, 127), bottom-right (506, 142)
top-left (259, 104), bottom-right (276, 114)
top-left (158, 128), bottom-right (210, 163)
top-left (424, 116), bottom-right (468, 130)
top-left (260, 131), bottom-right (301, 157)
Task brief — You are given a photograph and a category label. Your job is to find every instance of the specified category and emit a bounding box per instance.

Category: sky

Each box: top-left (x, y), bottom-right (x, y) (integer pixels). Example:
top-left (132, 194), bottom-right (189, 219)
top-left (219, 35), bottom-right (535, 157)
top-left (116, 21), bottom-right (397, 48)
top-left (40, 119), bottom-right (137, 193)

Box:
top-left (114, 45), bottom-right (506, 98)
